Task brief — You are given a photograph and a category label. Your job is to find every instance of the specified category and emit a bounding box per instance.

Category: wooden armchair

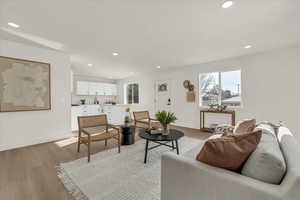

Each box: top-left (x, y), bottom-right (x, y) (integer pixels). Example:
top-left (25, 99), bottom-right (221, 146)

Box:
top-left (133, 111), bottom-right (161, 130)
top-left (77, 114), bottom-right (120, 162)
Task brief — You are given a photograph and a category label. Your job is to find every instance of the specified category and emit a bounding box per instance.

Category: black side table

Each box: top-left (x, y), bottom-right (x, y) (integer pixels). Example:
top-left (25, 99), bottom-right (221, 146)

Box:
top-left (121, 125), bottom-right (136, 145)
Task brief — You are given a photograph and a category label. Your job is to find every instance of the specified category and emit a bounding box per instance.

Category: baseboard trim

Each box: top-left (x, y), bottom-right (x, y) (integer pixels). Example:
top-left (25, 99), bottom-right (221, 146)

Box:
top-left (0, 132), bottom-right (73, 152)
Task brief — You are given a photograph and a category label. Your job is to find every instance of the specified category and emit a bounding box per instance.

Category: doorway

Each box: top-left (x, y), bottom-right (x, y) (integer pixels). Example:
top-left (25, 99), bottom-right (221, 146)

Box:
top-left (155, 80), bottom-right (173, 113)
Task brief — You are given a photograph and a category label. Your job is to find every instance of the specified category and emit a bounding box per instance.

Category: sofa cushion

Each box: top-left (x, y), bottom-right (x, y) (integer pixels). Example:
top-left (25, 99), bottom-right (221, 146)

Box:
top-left (183, 134), bottom-right (222, 159)
top-left (241, 125), bottom-right (286, 184)
top-left (183, 143), bottom-right (205, 159)
top-left (254, 123), bottom-right (276, 136)
top-left (234, 119), bottom-right (256, 135)
top-left (196, 131), bottom-right (262, 171)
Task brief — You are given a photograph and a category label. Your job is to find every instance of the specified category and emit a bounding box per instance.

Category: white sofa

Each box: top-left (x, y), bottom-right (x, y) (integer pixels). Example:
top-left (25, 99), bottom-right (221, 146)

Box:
top-left (161, 127), bottom-right (300, 200)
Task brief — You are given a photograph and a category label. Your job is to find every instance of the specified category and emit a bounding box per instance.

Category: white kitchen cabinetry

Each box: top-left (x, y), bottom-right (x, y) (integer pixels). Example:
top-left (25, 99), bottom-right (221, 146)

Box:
top-left (103, 83), bottom-right (112, 95)
top-left (77, 81), bottom-right (90, 95)
top-left (71, 105), bottom-right (127, 131)
top-left (88, 82), bottom-right (98, 95)
top-left (111, 84), bottom-right (117, 96)
top-left (71, 106), bottom-right (82, 131)
top-left (96, 83), bottom-right (105, 95)
top-left (103, 83), bottom-right (117, 96)
top-left (111, 106), bottom-right (126, 124)
top-left (89, 82), bottom-right (105, 95)
top-left (103, 105), bottom-right (126, 125)
top-left (76, 81), bottom-right (117, 96)
top-left (71, 105), bottom-right (102, 131)
top-left (81, 105), bottom-right (102, 115)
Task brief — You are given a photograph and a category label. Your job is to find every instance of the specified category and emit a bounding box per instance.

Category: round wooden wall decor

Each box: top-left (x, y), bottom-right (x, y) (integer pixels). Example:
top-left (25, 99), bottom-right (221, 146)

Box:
top-left (188, 84), bottom-right (194, 91)
top-left (183, 80), bottom-right (190, 89)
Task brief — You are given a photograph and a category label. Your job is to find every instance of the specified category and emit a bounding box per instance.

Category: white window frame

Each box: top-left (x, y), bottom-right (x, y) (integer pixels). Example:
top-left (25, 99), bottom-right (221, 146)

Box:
top-left (199, 69), bottom-right (242, 108)
top-left (124, 83), bottom-right (139, 104)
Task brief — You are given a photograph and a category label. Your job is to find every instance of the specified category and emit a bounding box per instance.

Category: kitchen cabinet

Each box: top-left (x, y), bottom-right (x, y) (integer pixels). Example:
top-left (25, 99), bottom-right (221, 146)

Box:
top-left (103, 105), bottom-right (126, 124)
top-left (71, 106), bottom-right (82, 131)
top-left (71, 105), bottom-right (127, 131)
top-left (89, 82), bottom-right (106, 95)
top-left (103, 83), bottom-right (112, 95)
top-left (88, 82), bottom-right (98, 95)
top-left (76, 81), bottom-right (117, 96)
top-left (96, 83), bottom-right (105, 95)
top-left (77, 81), bottom-right (89, 95)
top-left (111, 84), bottom-right (117, 96)
top-left (109, 106), bottom-right (126, 124)
top-left (102, 83), bottom-right (117, 96)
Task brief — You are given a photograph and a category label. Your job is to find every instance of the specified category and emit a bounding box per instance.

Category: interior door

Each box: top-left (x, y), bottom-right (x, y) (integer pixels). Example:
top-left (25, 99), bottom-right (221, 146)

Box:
top-left (155, 80), bottom-right (173, 113)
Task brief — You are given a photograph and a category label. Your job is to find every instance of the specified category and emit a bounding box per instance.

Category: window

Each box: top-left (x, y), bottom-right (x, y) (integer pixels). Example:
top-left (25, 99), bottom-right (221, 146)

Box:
top-left (124, 83), bottom-right (139, 104)
top-left (199, 70), bottom-right (241, 107)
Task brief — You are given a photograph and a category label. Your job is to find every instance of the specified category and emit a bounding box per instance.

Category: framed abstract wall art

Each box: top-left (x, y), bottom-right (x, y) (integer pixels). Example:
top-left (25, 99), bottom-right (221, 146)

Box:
top-left (0, 56), bottom-right (51, 112)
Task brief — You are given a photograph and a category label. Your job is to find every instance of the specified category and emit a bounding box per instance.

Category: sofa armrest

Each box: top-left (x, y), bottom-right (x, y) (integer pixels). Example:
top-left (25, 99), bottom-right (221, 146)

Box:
top-left (161, 152), bottom-right (282, 200)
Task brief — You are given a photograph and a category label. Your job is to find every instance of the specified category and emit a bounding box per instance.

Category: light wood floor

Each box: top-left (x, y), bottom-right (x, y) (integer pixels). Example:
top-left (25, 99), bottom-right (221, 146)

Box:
top-left (0, 126), bottom-right (211, 200)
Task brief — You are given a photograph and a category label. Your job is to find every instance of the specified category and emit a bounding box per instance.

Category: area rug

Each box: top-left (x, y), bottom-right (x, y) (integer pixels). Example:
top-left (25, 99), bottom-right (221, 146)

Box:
top-left (56, 136), bottom-right (202, 200)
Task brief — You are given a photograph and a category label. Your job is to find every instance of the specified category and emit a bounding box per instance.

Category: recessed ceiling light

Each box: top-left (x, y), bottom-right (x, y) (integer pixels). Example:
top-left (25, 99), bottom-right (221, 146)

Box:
top-left (8, 22), bottom-right (20, 28)
top-left (88, 63), bottom-right (93, 67)
top-left (222, 1), bottom-right (234, 8)
top-left (156, 66), bottom-right (161, 69)
top-left (244, 45), bottom-right (252, 49)
top-left (112, 52), bottom-right (119, 56)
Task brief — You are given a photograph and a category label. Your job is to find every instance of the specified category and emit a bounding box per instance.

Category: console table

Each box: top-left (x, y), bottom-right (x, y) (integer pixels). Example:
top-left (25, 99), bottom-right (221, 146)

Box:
top-left (200, 109), bottom-right (236, 132)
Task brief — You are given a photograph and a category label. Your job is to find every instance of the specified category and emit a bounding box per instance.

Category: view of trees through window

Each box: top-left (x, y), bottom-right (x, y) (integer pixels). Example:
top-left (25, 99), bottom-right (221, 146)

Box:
top-left (199, 70), bottom-right (241, 107)
top-left (126, 83), bottom-right (139, 104)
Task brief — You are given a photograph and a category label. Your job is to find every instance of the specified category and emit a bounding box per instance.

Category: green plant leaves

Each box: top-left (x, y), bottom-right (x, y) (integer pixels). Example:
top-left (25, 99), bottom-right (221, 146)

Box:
top-left (155, 110), bottom-right (177, 125)
top-left (124, 115), bottom-right (130, 122)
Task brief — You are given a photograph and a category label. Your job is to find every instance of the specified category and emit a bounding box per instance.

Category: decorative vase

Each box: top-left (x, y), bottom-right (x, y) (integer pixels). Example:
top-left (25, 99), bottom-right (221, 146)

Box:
top-left (162, 124), bottom-right (170, 135)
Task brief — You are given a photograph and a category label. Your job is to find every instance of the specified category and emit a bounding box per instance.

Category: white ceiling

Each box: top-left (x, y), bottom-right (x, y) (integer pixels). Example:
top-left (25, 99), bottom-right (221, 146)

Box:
top-left (0, 0), bottom-right (300, 79)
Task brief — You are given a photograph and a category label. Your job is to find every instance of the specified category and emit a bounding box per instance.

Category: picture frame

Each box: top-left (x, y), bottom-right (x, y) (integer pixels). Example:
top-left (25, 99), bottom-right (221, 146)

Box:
top-left (0, 56), bottom-right (51, 112)
top-left (158, 83), bottom-right (168, 92)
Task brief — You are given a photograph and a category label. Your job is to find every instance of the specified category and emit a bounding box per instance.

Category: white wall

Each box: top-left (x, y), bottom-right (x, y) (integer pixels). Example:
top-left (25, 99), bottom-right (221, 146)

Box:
top-left (0, 39), bottom-right (71, 151)
top-left (117, 76), bottom-right (156, 115)
top-left (117, 45), bottom-right (300, 141)
top-left (71, 74), bottom-right (117, 104)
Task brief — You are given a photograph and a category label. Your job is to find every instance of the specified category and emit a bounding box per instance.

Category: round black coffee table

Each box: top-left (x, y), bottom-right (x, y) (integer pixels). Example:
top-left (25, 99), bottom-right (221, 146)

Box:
top-left (139, 129), bottom-right (184, 163)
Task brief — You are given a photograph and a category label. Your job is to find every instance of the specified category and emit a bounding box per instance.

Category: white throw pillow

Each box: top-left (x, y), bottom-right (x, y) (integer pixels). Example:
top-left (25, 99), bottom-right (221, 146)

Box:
top-left (241, 124), bottom-right (286, 184)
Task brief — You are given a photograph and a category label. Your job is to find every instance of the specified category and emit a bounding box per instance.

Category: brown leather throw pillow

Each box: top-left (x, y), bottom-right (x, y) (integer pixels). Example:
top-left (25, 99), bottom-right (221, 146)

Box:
top-left (196, 130), bottom-right (262, 171)
top-left (234, 119), bottom-right (256, 135)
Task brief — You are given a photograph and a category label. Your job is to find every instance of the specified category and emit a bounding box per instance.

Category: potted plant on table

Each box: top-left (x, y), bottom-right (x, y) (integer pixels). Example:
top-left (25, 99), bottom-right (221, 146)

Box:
top-left (124, 116), bottom-right (130, 127)
top-left (155, 110), bottom-right (177, 135)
